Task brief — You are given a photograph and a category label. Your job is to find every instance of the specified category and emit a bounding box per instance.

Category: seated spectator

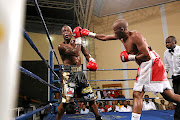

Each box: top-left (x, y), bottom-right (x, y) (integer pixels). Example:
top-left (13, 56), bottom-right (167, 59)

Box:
top-left (66, 102), bottom-right (76, 114)
top-left (114, 90), bottom-right (119, 98)
top-left (116, 90), bottom-right (125, 104)
top-left (117, 100), bottom-right (124, 109)
top-left (105, 101), bottom-right (111, 112)
top-left (159, 99), bottom-right (167, 110)
top-left (152, 99), bottom-right (160, 110)
top-left (74, 101), bottom-right (81, 114)
top-left (96, 87), bottom-right (104, 99)
top-left (103, 90), bottom-right (108, 98)
top-left (119, 100), bottom-right (132, 112)
top-left (166, 102), bottom-right (175, 110)
top-left (98, 102), bottom-right (105, 112)
top-left (105, 91), bottom-right (113, 105)
top-left (127, 101), bottom-right (133, 107)
top-left (80, 104), bottom-right (89, 114)
top-left (108, 101), bottom-right (120, 112)
top-left (142, 95), bottom-right (156, 110)
top-left (110, 90), bottom-right (115, 98)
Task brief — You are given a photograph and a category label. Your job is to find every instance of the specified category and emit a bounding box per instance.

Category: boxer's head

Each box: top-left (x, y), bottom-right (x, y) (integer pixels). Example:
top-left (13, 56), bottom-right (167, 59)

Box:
top-left (113, 19), bottom-right (128, 39)
top-left (61, 25), bottom-right (72, 42)
top-left (166, 36), bottom-right (176, 49)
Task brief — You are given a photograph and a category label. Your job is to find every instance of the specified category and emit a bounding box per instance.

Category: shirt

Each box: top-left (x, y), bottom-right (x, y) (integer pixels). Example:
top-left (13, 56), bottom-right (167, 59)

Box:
top-left (164, 45), bottom-right (180, 76)
top-left (142, 101), bottom-right (156, 111)
top-left (80, 108), bottom-right (89, 114)
top-left (119, 105), bottom-right (132, 112)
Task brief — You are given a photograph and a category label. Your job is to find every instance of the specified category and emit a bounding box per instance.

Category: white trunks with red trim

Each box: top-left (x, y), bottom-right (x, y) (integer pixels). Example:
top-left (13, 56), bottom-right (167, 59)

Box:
top-left (134, 51), bottom-right (172, 93)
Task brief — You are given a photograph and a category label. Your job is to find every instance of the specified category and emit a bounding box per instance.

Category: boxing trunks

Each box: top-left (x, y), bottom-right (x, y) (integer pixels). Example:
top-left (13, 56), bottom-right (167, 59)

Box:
top-left (61, 65), bottom-right (95, 103)
top-left (134, 51), bottom-right (172, 93)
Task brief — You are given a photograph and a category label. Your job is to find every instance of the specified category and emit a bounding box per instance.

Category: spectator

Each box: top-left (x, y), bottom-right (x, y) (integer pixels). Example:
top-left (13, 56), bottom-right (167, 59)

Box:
top-left (116, 90), bottom-right (125, 104)
top-left (166, 102), bottom-right (175, 110)
top-left (152, 99), bottom-right (160, 110)
top-left (96, 87), bottom-right (104, 99)
top-left (66, 102), bottom-right (75, 114)
top-left (127, 101), bottom-right (133, 108)
top-left (164, 36), bottom-right (180, 120)
top-left (105, 101), bottom-right (111, 112)
top-left (142, 95), bottom-right (156, 110)
top-left (108, 101), bottom-right (120, 112)
top-left (114, 90), bottom-right (119, 98)
top-left (117, 100), bottom-right (124, 109)
top-left (103, 90), bottom-right (108, 98)
top-left (22, 96), bottom-right (31, 113)
top-left (110, 90), bottom-right (115, 98)
top-left (119, 100), bottom-right (132, 112)
top-left (80, 104), bottom-right (89, 114)
top-left (159, 100), bottom-right (167, 110)
top-left (74, 101), bottom-right (81, 114)
top-left (98, 102), bottom-right (105, 113)
top-left (105, 91), bottom-right (113, 105)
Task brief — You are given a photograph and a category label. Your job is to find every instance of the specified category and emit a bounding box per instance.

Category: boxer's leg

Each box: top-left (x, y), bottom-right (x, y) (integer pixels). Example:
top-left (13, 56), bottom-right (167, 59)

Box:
top-left (131, 90), bottom-right (144, 120)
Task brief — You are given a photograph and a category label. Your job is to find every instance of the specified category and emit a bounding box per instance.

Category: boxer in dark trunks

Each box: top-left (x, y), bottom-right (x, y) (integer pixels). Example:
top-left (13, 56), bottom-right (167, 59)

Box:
top-left (56, 25), bottom-right (102, 120)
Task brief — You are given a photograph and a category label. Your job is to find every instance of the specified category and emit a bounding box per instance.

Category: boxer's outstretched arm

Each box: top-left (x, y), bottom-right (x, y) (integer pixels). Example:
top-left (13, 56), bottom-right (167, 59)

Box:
top-left (95, 34), bottom-right (118, 41)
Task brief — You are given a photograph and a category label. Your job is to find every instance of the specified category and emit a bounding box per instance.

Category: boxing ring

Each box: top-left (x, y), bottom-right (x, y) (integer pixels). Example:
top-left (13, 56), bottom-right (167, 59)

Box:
top-left (15, 0), bottom-right (175, 120)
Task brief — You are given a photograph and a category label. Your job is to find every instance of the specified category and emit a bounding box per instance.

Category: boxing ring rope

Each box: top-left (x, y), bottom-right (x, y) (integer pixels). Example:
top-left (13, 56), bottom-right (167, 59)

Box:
top-left (19, 66), bottom-right (60, 91)
top-left (15, 102), bottom-right (60, 120)
top-left (34, 0), bottom-right (60, 67)
top-left (23, 30), bottom-right (60, 80)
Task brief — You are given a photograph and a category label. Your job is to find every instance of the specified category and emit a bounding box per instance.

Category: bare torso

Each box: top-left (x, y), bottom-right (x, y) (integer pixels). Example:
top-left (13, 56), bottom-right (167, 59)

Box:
top-left (58, 40), bottom-right (81, 65)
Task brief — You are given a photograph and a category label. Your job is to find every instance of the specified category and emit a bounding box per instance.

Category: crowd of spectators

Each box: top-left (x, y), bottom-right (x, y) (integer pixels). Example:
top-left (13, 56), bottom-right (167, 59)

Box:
top-left (54, 88), bottom-right (175, 115)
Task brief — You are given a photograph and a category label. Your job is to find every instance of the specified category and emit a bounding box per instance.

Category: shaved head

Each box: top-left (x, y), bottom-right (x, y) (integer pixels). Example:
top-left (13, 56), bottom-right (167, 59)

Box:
top-left (113, 19), bottom-right (128, 30)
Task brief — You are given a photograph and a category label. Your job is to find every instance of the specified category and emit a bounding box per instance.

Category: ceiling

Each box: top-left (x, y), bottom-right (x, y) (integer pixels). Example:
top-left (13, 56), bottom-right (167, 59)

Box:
top-left (93, 0), bottom-right (177, 17)
top-left (25, 0), bottom-right (178, 34)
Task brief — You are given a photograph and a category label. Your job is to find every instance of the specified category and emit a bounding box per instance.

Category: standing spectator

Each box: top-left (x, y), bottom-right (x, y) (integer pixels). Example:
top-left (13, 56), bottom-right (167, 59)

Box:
top-left (96, 87), bottom-right (104, 99)
top-left (98, 102), bottom-right (105, 113)
top-left (119, 101), bottom-right (132, 112)
top-left (142, 95), bottom-right (156, 111)
top-left (159, 100), bottom-right (167, 110)
top-left (164, 36), bottom-right (180, 120)
top-left (80, 104), bottom-right (89, 114)
top-left (105, 91), bottom-right (113, 105)
top-left (152, 99), bottom-right (160, 110)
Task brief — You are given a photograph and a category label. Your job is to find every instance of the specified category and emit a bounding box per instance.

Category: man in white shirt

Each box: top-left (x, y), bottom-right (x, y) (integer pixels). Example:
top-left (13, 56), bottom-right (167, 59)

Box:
top-left (120, 100), bottom-right (132, 112)
top-left (80, 104), bottom-right (89, 114)
top-left (142, 95), bottom-right (156, 111)
top-left (164, 36), bottom-right (180, 120)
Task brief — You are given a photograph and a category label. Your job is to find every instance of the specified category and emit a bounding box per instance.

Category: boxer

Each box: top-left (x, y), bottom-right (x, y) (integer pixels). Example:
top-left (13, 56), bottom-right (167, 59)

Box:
top-left (80, 19), bottom-right (180, 120)
top-left (56, 25), bottom-right (101, 120)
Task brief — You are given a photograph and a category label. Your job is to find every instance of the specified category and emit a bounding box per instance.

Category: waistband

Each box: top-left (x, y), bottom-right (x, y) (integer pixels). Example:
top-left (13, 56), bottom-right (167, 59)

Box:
top-left (61, 65), bottom-right (82, 72)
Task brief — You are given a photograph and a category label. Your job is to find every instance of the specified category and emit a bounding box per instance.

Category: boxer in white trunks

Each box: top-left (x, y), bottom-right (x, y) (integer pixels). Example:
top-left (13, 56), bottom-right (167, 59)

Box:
top-left (79, 19), bottom-right (180, 120)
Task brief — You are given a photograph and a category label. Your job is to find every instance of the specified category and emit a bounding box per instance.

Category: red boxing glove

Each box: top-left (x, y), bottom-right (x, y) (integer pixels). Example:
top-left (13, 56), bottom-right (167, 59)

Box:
top-left (87, 61), bottom-right (98, 71)
top-left (120, 50), bottom-right (136, 62)
top-left (73, 26), bottom-right (82, 44)
top-left (73, 26), bottom-right (82, 38)
top-left (81, 29), bottom-right (96, 38)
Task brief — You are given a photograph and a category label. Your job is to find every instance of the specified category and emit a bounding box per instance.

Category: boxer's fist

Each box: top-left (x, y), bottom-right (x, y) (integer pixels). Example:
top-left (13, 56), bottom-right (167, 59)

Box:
top-left (81, 29), bottom-right (96, 38)
top-left (87, 61), bottom-right (98, 71)
top-left (73, 26), bottom-right (82, 38)
top-left (120, 50), bottom-right (129, 62)
top-left (120, 50), bottom-right (136, 62)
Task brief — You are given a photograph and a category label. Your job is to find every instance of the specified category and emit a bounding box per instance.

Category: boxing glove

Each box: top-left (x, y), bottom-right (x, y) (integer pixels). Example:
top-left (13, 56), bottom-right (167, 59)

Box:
top-left (87, 61), bottom-right (98, 71)
top-left (120, 50), bottom-right (136, 62)
top-left (81, 29), bottom-right (96, 38)
top-left (73, 26), bottom-right (82, 44)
